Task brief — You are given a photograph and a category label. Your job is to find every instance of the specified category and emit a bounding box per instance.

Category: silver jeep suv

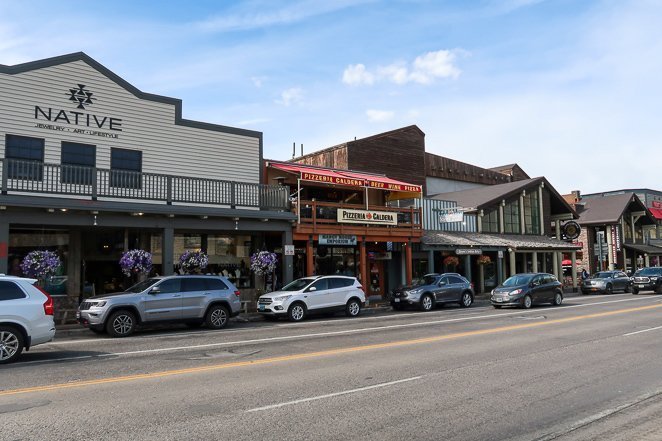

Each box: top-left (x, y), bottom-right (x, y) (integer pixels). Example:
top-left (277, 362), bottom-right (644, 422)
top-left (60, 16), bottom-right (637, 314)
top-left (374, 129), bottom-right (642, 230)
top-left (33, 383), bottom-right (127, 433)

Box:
top-left (77, 275), bottom-right (241, 337)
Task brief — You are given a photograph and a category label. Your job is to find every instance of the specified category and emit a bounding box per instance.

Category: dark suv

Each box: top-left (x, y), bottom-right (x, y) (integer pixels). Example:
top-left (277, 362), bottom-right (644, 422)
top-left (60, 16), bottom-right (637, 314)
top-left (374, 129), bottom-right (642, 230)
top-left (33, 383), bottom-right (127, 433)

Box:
top-left (631, 267), bottom-right (662, 294)
top-left (391, 273), bottom-right (474, 311)
top-left (491, 273), bottom-right (563, 309)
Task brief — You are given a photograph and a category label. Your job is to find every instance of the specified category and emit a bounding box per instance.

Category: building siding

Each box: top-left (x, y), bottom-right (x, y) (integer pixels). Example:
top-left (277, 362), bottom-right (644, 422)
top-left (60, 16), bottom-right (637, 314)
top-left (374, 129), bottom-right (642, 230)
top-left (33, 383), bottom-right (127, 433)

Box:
top-left (0, 60), bottom-right (260, 183)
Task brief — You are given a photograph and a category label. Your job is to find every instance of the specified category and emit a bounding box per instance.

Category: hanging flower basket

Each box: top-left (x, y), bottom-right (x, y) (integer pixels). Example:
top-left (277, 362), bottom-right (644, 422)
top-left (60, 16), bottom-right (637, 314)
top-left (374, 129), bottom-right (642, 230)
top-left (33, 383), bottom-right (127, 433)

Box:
top-left (179, 250), bottom-right (209, 274)
top-left (443, 256), bottom-right (459, 267)
top-left (250, 251), bottom-right (278, 276)
top-left (20, 250), bottom-right (61, 279)
top-left (477, 255), bottom-right (491, 265)
top-left (119, 249), bottom-right (153, 277)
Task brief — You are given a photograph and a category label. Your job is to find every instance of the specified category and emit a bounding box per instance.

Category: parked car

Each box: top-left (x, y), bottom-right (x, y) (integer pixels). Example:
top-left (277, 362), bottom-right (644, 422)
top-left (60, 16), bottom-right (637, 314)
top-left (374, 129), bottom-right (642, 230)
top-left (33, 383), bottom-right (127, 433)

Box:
top-left (257, 276), bottom-right (365, 322)
top-left (77, 275), bottom-right (242, 337)
top-left (631, 267), bottom-right (662, 294)
top-left (581, 271), bottom-right (631, 294)
top-left (390, 273), bottom-right (474, 311)
top-left (0, 275), bottom-right (56, 364)
top-left (491, 273), bottom-right (563, 309)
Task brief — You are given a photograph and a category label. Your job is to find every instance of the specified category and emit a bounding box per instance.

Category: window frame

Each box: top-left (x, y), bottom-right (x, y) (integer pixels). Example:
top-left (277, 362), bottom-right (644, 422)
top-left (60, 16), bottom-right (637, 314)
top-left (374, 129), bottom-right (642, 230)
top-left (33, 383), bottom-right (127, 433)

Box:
top-left (0, 281), bottom-right (28, 301)
top-left (61, 141), bottom-right (96, 185)
top-left (4, 134), bottom-right (45, 181)
top-left (110, 147), bottom-right (142, 189)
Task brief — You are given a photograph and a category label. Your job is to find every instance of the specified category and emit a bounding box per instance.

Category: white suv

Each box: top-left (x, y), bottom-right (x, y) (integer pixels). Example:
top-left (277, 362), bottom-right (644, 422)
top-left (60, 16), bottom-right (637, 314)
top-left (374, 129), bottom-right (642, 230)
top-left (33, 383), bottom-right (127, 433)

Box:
top-left (257, 276), bottom-right (365, 322)
top-left (0, 275), bottom-right (56, 364)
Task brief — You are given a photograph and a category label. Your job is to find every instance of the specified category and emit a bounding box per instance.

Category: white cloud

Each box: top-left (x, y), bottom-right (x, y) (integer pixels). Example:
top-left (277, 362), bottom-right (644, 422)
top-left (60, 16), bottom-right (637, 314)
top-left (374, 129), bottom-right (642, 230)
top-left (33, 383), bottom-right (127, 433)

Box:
top-left (366, 109), bottom-right (395, 122)
top-left (276, 87), bottom-right (304, 106)
top-left (342, 64), bottom-right (374, 85)
top-left (343, 49), bottom-right (463, 87)
top-left (251, 76), bottom-right (266, 87)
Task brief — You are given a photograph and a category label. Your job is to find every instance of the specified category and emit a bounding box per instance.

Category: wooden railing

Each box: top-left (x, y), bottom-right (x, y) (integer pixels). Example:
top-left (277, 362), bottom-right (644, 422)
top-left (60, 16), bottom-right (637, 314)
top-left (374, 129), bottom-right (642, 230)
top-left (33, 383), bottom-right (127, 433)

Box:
top-left (296, 200), bottom-right (422, 232)
top-left (0, 158), bottom-right (289, 210)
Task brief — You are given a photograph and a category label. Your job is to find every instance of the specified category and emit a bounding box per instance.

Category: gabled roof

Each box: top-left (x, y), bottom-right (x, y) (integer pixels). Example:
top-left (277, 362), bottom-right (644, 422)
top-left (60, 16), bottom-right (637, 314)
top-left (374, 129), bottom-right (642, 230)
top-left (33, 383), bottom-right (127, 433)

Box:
top-left (0, 52), bottom-right (260, 139)
top-left (575, 192), bottom-right (656, 225)
top-left (429, 177), bottom-right (577, 218)
top-left (489, 163), bottom-right (530, 180)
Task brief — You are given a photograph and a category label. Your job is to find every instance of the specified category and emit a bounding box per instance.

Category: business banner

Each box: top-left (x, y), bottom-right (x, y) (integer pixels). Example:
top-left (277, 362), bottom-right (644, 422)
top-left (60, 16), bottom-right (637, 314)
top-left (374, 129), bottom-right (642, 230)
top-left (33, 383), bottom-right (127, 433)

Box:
top-left (436, 207), bottom-right (464, 223)
top-left (337, 209), bottom-right (398, 225)
top-left (318, 235), bottom-right (357, 246)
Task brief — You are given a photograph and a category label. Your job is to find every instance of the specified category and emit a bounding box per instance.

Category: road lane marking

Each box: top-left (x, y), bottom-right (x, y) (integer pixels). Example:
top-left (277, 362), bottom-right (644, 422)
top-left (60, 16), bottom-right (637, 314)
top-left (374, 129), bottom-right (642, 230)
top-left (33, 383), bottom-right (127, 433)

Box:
top-left (2, 302), bottom-right (661, 397)
top-left (47, 294), bottom-right (640, 346)
top-left (624, 325), bottom-right (662, 336)
top-left (246, 376), bottom-right (423, 412)
top-left (26, 297), bottom-right (662, 365)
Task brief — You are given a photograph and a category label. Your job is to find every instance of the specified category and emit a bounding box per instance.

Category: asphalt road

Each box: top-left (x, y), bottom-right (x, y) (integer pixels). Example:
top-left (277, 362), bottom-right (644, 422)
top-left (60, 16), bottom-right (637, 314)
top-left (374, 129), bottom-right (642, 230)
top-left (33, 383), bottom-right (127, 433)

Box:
top-left (2, 292), bottom-right (662, 441)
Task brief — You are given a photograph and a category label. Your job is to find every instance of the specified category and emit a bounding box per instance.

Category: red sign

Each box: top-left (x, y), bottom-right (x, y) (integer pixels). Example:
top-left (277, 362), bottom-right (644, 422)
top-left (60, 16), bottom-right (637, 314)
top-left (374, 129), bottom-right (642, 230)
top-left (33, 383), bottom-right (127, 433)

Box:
top-left (300, 172), bottom-right (364, 187)
top-left (367, 180), bottom-right (422, 192)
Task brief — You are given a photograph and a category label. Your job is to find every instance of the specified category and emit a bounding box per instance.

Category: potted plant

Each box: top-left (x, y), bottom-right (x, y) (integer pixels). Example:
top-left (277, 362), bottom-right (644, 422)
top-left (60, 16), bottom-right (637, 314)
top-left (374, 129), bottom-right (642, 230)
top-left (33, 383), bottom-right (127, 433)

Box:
top-left (443, 255), bottom-right (459, 268)
top-left (20, 250), bottom-right (61, 285)
top-left (477, 255), bottom-right (491, 265)
top-left (119, 249), bottom-right (153, 279)
top-left (179, 250), bottom-right (209, 274)
top-left (250, 251), bottom-right (278, 293)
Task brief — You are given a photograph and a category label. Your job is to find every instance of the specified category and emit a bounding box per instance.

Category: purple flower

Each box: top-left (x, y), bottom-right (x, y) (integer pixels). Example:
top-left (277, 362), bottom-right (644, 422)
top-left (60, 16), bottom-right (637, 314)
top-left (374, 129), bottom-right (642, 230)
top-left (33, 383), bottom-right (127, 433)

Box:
top-left (250, 251), bottom-right (278, 275)
top-left (179, 250), bottom-right (209, 274)
top-left (20, 250), bottom-right (61, 278)
top-left (119, 249), bottom-right (153, 277)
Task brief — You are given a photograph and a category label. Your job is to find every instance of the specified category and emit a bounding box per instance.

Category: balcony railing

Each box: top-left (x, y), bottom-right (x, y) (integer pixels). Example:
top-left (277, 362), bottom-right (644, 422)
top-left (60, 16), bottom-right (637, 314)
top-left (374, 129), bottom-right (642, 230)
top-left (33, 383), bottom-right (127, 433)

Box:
top-left (0, 158), bottom-right (289, 210)
top-left (297, 200), bottom-right (422, 232)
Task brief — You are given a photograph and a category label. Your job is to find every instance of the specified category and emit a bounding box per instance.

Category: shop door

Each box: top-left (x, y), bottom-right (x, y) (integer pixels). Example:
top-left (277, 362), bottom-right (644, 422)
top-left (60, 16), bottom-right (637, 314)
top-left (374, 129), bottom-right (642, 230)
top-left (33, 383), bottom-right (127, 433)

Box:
top-left (368, 261), bottom-right (385, 296)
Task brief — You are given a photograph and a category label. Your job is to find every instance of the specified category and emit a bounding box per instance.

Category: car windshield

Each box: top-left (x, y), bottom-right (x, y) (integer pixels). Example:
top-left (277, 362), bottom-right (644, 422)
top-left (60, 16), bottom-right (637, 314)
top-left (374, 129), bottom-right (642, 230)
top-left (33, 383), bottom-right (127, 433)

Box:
top-left (124, 278), bottom-right (160, 293)
top-left (592, 272), bottom-right (613, 279)
top-left (413, 275), bottom-right (438, 287)
top-left (280, 278), bottom-right (315, 292)
top-left (636, 268), bottom-right (661, 276)
top-left (502, 274), bottom-right (534, 287)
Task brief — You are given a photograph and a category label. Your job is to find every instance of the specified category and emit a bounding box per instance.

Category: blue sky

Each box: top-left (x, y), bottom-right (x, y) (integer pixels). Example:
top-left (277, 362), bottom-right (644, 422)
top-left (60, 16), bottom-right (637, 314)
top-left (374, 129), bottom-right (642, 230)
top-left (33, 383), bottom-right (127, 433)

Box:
top-left (1, 0), bottom-right (661, 194)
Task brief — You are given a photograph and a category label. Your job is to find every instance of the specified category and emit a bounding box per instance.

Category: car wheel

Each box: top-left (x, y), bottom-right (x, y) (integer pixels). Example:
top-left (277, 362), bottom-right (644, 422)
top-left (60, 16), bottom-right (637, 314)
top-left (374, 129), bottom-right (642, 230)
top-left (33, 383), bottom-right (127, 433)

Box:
top-left (605, 284), bottom-right (613, 295)
top-left (419, 294), bottom-right (434, 312)
top-left (459, 291), bottom-right (473, 308)
top-left (346, 299), bottom-right (361, 317)
top-left (106, 310), bottom-right (137, 338)
top-left (185, 321), bottom-right (204, 329)
top-left (205, 305), bottom-right (229, 330)
top-left (288, 303), bottom-right (307, 322)
top-left (0, 326), bottom-right (24, 364)
top-left (392, 303), bottom-right (406, 311)
top-left (632, 287), bottom-right (639, 295)
top-left (553, 292), bottom-right (563, 306)
top-left (522, 295), bottom-right (532, 309)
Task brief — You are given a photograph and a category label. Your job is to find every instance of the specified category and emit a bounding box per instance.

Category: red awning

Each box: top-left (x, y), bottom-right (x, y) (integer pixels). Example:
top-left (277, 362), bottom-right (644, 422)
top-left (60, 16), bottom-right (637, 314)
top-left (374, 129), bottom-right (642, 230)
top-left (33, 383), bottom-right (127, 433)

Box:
top-left (267, 161), bottom-right (422, 193)
top-left (649, 208), bottom-right (662, 220)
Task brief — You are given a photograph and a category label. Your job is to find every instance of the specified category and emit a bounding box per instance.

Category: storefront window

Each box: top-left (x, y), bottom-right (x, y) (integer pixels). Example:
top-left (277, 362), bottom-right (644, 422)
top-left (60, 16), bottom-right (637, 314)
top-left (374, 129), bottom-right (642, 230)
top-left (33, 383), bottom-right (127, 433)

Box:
top-left (523, 191), bottom-right (540, 235)
top-left (315, 246), bottom-right (357, 277)
top-left (482, 208), bottom-right (499, 233)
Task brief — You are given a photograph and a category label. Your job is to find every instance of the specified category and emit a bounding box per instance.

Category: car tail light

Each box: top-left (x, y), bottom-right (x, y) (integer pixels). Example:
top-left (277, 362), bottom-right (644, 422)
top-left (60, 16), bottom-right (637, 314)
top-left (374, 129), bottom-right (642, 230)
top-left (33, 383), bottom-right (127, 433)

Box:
top-left (36, 286), bottom-right (54, 316)
top-left (234, 290), bottom-right (241, 297)
top-left (470, 282), bottom-right (474, 290)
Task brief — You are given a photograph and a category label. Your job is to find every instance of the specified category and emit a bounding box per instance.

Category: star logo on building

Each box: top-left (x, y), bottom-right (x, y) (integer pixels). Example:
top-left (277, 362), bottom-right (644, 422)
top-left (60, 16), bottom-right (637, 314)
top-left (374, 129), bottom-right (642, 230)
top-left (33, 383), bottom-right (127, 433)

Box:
top-left (67, 84), bottom-right (95, 109)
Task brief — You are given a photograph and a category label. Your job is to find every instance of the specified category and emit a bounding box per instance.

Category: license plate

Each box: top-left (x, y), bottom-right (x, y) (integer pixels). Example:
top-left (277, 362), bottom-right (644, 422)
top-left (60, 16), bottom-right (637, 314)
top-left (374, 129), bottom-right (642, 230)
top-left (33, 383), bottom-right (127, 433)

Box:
top-left (638, 285), bottom-right (645, 288)
top-left (394, 298), bottom-right (400, 303)
top-left (258, 304), bottom-right (265, 311)
top-left (496, 298), bottom-right (503, 302)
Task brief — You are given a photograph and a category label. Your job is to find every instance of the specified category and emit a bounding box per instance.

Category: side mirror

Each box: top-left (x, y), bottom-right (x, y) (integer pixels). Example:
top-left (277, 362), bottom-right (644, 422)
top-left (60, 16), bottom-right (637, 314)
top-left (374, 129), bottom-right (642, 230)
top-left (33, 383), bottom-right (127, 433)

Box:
top-left (307, 286), bottom-right (317, 292)
top-left (150, 286), bottom-right (161, 294)
top-left (438, 281), bottom-right (446, 286)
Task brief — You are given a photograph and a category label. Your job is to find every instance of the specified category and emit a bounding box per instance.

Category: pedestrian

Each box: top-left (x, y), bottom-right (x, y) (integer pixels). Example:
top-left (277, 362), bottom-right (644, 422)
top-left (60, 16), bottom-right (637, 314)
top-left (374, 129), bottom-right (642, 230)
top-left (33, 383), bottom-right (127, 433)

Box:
top-left (581, 268), bottom-right (589, 280)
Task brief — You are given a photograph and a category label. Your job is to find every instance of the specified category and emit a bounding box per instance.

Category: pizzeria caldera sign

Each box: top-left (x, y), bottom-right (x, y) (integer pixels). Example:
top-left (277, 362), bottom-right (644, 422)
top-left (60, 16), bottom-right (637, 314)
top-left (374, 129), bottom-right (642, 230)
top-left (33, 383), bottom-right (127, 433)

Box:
top-left (337, 209), bottom-right (398, 226)
top-left (300, 172), bottom-right (421, 193)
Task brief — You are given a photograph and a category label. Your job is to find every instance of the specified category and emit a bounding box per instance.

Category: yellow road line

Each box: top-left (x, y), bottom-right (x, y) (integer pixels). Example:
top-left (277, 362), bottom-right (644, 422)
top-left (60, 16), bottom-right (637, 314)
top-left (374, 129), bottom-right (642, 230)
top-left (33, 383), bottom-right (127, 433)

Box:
top-left (2, 302), bottom-right (661, 397)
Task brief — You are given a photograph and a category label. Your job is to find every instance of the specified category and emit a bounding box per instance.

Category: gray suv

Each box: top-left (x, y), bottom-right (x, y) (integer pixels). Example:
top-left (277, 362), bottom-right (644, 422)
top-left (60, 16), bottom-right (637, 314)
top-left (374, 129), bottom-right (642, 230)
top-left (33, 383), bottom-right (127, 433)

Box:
top-left (391, 273), bottom-right (474, 311)
top-left (77, 275), bottom-right (242, 337)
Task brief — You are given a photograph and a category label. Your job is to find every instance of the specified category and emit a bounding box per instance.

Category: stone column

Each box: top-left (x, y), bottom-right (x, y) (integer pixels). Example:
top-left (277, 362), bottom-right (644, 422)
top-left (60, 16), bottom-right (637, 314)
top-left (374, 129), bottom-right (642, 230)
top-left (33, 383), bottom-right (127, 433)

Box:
top-left (359, 240), bottom-right (368, 291)
top-left (464, 255), bottom-right (472, 283)
top-left (606, 225), bottom-right (614, 270)
top-left (631, 215), bottom-right (636, 244)
top-left (499, 204), bottom-right (505, 234)
top-left (552, 252), bottom-right (559, 279)
top-left (532, 251), bottom-right (538, 273)
top-left (306, 239), bottom-right (315, 276)
top-left (542, 253), bottom-right (547, 273)
top-left (162, 227), bottom-right (174, 276)
top-left (519, 193), bottom-right (526, 234)
top-left (0, 220), bottom-right (8, 274)
top-left (509, 250), bottom-right (516, 276)
top-left (478, 263), bottom-right (485, 294)
top-left (405, 242), bottom-right (413, 286)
